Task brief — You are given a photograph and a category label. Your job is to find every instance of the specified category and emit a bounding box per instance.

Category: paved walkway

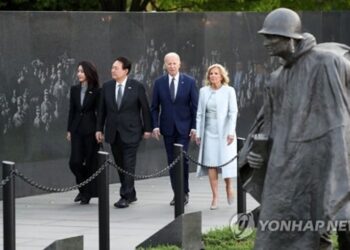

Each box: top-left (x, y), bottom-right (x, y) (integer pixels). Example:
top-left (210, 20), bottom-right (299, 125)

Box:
top-left (0, 173), bottom-right (259, 250)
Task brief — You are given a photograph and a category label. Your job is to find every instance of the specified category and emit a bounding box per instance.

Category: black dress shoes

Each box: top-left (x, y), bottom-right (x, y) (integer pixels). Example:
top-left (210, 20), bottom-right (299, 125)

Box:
top-left (128, 197), bottom-right (137, 203)
top-left (74, 193), bottom-right (82, 202)
top-left (185, 194), bottom-right (189, 205)
top-left (170, 194), bottom-right (189, 206)
top-left (114, 198), bottom-right (129, 208)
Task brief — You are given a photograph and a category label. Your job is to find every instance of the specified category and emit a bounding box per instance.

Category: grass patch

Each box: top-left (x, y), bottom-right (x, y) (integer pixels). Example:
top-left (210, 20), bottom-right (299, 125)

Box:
top-left (137, 246), bottom-right (180, 250)
top-left (203, 226), bottom-right (255, 250)
top-left (139, 227), bottom-right (340, 250)
top-left (331, 233), bottom-right (339, 250)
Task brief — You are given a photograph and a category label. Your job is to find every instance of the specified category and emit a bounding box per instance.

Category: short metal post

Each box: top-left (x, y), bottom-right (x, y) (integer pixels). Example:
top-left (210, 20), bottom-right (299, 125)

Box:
top-left (97, 151), bottom-right (110, 250)
top-left (2, 161), bottom-right (16, 250)
top-left (237, 138), bottom-right (247, 214)
top-left (173, 143), bottom-right (184, 218)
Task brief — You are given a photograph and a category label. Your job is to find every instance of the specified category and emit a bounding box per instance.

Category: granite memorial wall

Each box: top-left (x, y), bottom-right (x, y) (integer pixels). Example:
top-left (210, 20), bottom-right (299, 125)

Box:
top-left (0, 11), bottom-right (349, 197)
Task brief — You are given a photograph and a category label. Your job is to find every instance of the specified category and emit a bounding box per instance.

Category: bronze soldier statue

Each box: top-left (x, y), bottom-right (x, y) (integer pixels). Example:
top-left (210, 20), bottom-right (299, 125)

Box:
top-left (240, 7), bottom-right (350, 250)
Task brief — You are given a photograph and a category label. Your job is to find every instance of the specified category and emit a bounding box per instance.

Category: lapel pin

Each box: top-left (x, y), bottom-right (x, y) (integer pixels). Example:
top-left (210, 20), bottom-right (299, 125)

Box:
top-left (128, 86), bottom-right (132, 89)
top-left (89, 91), bottom-right (93, 94)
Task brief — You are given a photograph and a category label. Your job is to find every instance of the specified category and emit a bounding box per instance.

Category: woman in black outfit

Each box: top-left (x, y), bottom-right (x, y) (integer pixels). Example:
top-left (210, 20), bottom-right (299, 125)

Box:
top-left (67, 61), bottom-right (100, 204)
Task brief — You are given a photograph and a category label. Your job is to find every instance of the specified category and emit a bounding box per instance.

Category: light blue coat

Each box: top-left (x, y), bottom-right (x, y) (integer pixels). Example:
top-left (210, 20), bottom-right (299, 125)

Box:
top-left (196, 85), bottom-right (238, 178)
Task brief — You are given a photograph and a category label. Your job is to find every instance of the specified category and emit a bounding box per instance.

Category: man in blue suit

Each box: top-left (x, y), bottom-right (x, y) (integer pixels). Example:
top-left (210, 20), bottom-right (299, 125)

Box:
top-left (151, 52), bottom-right (198, 205)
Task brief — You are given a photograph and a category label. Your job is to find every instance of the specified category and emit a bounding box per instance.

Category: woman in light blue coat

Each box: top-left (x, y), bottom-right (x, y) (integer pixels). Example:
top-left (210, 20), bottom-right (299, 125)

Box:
top-left (196, 64), bottom-right (238, 210)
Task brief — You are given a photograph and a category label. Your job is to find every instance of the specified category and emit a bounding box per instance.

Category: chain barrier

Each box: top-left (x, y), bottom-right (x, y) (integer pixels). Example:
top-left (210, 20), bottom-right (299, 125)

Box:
top-left (0, 170), bottom-right (15, 187)
top-left (1, 155), bottom-right (181, 191)
top-left (12, 159), bottom-right (111, 192)
top-left (110, 155), bottom-right (180, 180)
top-left (183, 150), bottom-right (238, 168)
top-left (1, 151), bottom-right (236, 191)
top-left (1, 151), bottom-right (236, 189)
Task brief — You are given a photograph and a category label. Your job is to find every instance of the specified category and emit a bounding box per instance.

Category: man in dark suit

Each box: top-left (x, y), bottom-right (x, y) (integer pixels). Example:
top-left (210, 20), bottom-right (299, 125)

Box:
top-left (151, 52), bottom-right (198, 205)
top-left (96, 57), bottom-right (152, 208)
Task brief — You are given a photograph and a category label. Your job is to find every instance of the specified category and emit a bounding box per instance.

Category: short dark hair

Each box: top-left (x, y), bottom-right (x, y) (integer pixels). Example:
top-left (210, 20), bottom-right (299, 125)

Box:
top-left (116, 56), bottom-right (132, 75)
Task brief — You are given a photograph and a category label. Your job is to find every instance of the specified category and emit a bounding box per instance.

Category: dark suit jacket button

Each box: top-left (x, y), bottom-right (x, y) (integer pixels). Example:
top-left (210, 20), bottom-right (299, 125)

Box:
top-left (80, 112), bottom-right (83, 116)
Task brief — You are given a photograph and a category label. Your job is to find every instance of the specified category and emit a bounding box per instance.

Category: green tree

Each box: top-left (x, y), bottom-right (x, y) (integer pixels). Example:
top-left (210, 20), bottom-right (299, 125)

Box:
top-left (0, 0), bottom-right (150, 11)
top-left (1, 0), bottom-right (350, 11)
top-left (149, 0), bottom-right (207, 11)
top-left (199, 0), bottom-right (350, 11)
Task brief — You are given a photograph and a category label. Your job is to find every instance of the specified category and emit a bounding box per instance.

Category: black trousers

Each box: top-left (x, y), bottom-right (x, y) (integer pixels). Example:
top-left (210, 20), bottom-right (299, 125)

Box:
top-left (163, 127), bottom-right (190, 194)
top-left (69, 132), bottom-right (98, 197)
top-left (111, 131), bottom-right (139, 201)
top-left (338, 230), bottom-right (350, 250)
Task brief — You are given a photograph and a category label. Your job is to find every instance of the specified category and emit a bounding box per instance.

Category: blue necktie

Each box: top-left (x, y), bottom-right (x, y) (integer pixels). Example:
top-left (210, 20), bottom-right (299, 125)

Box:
top-left (170, 78), bottom-right (175, 102)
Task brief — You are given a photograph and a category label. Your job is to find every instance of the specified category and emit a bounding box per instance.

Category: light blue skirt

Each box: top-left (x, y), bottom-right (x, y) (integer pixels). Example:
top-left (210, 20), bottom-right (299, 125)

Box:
top-left (202, 116), bottom-right (220, 167)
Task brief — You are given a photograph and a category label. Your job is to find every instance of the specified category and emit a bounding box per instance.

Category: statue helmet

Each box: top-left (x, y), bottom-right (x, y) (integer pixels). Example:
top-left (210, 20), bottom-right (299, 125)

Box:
top-left (258, 8), bottom-right (303, 39)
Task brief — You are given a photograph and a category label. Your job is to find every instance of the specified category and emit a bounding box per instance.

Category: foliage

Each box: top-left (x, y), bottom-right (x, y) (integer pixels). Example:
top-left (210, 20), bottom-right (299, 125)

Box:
top-left (150, 0), bottom-right (207, 11)
top-left (332, 233), bottom-right (339, 250)
top-left (0, 0), bottom-right (101, 10)
top-left (0, 0), bottom-right (148, 11)
top-left (200, 0), bottom-right (280, 12)
top-left (1, 0), bottom-right (350, 11)
top-left (139, 227), bottom-right (341, 250)
top-left (279, 0), bottom-right (350, 11)
top-left (203, 226), bottom-right (255, 250)
top-left (136, 226), bottom-right (255, 250)
top-left (199, 0), bottom-right (350, 12)
top-left (137, 245), bottom-right (180, 250)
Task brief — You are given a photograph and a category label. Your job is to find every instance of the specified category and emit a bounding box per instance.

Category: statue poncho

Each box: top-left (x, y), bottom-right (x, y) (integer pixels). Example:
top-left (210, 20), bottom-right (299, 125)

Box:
top-left (240, 33), bottom-right (350, 249)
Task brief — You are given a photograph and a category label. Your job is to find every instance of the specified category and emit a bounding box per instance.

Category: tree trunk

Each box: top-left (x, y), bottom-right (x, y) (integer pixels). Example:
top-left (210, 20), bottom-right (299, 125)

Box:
top-left (130, 0), bottom-right (150, 11)
top-left (100, 0), bottom-right (126, 11)
top-left (116, 0), bottom-right (127, 11)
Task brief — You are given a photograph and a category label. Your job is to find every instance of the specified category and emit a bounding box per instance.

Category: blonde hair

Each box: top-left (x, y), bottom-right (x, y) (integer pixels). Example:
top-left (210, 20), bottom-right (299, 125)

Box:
top-left (205, 64), bottom-right (230, 86)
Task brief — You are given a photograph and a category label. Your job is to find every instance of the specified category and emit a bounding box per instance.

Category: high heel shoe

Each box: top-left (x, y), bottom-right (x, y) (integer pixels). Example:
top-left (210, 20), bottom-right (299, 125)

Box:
top-left (227, 191), bottom-right (234, 205)
top-left (80, 193), bottom-right (91, 205)
top-left (227, 196), bottom-right (234, 205)
top-left (74, 193), bottom-right (82, 202)
top-left (210, 200), bottom-right (218, 210)
top-left (80, 195), bottom-right (91, 205)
